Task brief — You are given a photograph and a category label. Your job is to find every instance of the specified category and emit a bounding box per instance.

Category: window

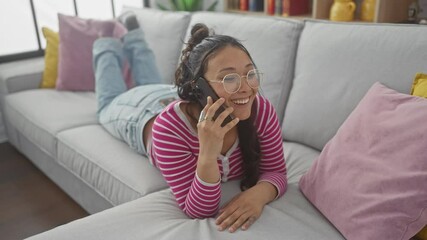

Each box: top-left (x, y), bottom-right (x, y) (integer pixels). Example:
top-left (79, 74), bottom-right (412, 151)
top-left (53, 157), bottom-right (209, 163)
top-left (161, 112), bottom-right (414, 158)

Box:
top-left (0, 1), bottom-right (39, 56)
top-left (76, 0), bottom-right (113, 20)
top-left (0, 0), bottom-right (144, 63)
top-left (33, 0), bottom-right (75, 48)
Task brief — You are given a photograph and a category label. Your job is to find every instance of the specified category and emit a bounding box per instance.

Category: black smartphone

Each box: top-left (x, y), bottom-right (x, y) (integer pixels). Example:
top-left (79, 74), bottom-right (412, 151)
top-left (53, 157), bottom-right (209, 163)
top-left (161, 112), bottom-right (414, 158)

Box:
top-left (194, 77), bottom-right (234, 126)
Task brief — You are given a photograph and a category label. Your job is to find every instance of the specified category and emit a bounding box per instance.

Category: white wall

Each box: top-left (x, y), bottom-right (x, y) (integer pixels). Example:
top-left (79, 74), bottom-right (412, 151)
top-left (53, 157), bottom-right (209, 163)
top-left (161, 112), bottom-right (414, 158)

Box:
top-left (0, 111), bottom-right (7, 143)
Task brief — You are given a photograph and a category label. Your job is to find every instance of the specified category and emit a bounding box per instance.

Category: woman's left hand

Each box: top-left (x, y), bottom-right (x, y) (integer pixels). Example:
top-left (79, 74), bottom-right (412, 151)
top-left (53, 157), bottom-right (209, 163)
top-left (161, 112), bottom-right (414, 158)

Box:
top-left (215, 182), bottom-right (277, 233)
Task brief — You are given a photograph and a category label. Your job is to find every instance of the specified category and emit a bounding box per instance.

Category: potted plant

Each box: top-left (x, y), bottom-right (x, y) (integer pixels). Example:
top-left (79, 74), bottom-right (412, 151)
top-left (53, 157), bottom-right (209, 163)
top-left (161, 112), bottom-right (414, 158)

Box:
top-left (156, 0), bottom-right (218, 11)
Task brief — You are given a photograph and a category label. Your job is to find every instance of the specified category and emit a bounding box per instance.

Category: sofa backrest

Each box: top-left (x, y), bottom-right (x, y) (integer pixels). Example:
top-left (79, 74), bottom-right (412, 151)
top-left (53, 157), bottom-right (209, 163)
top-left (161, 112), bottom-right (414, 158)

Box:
top-left (185, 12), bottom-right (304, 121)
top-left (282, 20), bottom-right (427, 150)
top-left (123, 7), bottom-right (191, 84)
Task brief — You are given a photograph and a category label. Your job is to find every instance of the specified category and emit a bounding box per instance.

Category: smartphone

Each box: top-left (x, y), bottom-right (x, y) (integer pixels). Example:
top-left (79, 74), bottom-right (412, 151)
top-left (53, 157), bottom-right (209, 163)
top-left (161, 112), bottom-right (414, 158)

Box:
top-left (194, 77), bottom-right (234, 126)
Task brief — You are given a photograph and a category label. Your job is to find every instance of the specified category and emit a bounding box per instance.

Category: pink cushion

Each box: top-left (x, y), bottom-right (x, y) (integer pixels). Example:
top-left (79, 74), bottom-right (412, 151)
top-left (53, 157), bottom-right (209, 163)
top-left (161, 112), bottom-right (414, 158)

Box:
top-left (299, 82), bottom-right (427, 240)
top-left (57, 14), bottom-right (132, 91)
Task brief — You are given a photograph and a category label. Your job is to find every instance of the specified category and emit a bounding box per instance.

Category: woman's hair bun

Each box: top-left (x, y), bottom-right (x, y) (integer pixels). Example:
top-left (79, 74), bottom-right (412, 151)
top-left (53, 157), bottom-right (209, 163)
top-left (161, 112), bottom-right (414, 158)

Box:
top-left (188, 23), bottom-right (210, 47)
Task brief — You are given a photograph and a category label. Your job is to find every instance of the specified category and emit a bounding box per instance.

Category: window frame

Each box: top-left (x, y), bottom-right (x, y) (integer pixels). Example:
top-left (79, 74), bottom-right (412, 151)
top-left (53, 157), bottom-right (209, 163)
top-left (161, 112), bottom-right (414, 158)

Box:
top-left (0, 0), bottom-right (147, 64)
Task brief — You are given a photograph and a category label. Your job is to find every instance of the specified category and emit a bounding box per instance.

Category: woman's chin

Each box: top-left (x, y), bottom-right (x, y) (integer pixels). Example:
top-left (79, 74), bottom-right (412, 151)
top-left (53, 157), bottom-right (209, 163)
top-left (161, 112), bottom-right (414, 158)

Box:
top-left (234, 111), bottom-right (251, 121)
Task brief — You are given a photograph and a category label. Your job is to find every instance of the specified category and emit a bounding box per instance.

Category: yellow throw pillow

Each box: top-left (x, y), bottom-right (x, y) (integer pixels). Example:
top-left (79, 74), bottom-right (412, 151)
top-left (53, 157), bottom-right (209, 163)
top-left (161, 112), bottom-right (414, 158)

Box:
top-left (411, 73), bottom-right (427, 98)
top-left (417, 226), bottom-right (427, 240)
top-left (40, 27), bottom-right (59, 88)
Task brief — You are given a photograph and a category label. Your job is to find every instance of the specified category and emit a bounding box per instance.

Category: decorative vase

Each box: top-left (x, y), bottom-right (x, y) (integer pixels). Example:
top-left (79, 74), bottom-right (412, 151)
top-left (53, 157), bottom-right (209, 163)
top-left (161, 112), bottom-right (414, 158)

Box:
top-left (329, 0), bottom-right (356, 22)
top-left (361, 0), bottom-right (376, 22)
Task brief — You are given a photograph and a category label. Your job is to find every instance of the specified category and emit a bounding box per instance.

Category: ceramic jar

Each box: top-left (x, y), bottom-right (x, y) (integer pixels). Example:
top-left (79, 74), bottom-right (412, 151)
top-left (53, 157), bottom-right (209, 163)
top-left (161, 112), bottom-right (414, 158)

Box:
top-left (329, 0), bottom-right (356, 22)
top-left (361, 0), bottom-right (376, 22)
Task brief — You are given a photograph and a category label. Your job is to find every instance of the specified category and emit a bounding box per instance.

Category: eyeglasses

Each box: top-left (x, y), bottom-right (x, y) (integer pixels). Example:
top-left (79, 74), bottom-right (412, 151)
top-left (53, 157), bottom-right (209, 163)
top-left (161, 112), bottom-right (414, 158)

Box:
top-left (204, 69), bottom-right (263, 94)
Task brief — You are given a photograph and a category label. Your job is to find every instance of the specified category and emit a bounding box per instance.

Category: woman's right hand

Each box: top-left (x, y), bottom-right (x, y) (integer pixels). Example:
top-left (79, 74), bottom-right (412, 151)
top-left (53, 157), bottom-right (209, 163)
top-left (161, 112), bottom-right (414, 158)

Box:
top-left (197, 96), bottom-right (239, 163)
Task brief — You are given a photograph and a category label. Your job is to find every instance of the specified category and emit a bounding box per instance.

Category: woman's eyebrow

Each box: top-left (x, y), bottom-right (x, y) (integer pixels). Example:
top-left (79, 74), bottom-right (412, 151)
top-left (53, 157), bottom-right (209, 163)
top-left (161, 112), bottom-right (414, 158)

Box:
top-left (218, 63), bottom-right (254, 73)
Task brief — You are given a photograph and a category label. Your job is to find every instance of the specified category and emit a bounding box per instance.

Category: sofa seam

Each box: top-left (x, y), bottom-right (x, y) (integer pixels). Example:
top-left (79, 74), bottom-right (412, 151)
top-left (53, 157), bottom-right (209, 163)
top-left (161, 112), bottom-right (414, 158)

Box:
top-left (278, 21), bottom-right (303, 124)
top-left (12, 125), bottom-right (117, 207)
top-left (54, 155), bottom-right (118, 207)
top-left (56, 133), bottom-right (148, 202)
top-left (4, 100), bottom-right (56, 158)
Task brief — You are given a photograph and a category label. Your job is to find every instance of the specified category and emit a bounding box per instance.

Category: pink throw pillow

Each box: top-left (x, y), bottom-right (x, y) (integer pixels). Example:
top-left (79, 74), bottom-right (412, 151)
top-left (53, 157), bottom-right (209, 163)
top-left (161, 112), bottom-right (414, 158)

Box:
top-left (57, 14), bottom-right (132, 91)
top-left (299, 82), bottom-right (427, 240)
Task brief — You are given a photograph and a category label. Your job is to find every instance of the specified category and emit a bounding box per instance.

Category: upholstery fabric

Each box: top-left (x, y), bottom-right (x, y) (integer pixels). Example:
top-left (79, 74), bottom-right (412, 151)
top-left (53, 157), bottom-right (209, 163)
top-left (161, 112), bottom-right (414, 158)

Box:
top-left (0, 111), bottom-right (5, 143)
top-left (121, 7), bottom-right (191, 84)
top-left (3, 89), bottom-right (98, 156)
top-left (283, 20), bottom-right (427, 150)
top-left (56, 14), bottom-right (130, 91)
top-left (282, 141), bottom-right (319, 184)
top-left (13, 128), bottom-right (113, 214)
top-left (187, 12), bottom-right (303, 122)
top-left (0, 57), bottom-right (44, 95)
top-left (27, 184), bottom-right (345, 240)
top-left (57, 125), bottom-right (168, 206)
top-left (40, 27), bottom-right (59, 88)
top-left (299, 82), bottom-right (427, 240)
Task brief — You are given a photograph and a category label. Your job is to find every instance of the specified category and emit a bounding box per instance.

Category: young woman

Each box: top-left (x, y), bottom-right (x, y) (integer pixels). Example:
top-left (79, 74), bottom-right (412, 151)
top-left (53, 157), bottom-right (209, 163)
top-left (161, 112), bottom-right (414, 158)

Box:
top-left (93, 17), bottom-right (287, 233)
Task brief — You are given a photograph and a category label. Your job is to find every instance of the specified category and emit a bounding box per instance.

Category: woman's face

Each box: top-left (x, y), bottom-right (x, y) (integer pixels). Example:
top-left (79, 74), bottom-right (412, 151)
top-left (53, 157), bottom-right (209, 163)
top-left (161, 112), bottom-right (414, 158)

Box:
top-left (203, 46), bottom-right (258, 121)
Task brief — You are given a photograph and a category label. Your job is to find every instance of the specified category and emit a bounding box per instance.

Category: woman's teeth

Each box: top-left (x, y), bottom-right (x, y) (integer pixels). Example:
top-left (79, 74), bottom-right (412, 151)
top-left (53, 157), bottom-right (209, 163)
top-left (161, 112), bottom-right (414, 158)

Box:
top-left (232, 98), bottom-right (249, 105)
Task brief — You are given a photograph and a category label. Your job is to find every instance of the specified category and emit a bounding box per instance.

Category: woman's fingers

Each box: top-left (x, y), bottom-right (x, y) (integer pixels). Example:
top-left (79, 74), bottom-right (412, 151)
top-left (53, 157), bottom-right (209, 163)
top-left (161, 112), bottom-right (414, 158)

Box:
top-left (216, 190), bottom-right (264, 233)
top-left (241, 216), bottom-right (257, 230)
top-left (199, 96), bottom-right (213, 121)
top-left (212, 105), bottom-right (235, 127)
top-left (204, 97), bottom-right (225, 121)
top-left (202, 97), bottom-right (237, 129)
top-left (217, 210), bottom-right (256, 233)
top-left (221, 117), bottom-right (239, 132)
top-left (230, 214), bottom-right (256, 233)
top-left (216, 208), bottom-right (240, 231)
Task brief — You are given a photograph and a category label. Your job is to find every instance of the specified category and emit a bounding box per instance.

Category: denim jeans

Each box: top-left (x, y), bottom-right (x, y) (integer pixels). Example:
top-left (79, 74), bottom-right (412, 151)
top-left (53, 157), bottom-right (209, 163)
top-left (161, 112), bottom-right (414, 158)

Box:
top-left (93, 29), bottom-right (178, 156)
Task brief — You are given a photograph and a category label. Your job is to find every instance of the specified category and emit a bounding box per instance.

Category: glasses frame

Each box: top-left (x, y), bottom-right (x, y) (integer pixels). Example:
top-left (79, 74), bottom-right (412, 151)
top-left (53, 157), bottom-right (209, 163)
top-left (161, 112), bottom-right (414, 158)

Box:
top-left (203, 69), bottom-right (263, 94)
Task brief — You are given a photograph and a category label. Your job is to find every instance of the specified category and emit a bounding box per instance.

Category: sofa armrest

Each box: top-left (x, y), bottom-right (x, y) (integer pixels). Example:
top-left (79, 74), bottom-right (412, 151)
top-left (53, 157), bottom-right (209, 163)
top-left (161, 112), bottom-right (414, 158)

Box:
top-left (0, 57), bottom-right (44, 96)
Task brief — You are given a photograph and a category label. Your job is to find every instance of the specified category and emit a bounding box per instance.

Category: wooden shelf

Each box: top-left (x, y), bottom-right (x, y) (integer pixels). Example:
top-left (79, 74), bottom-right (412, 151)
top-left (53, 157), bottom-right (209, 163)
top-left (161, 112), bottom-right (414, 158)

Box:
top-left (312, 0), bottom-right (412, 23)
top-left (375, 0), bottom-right (411, 23)
top-left (224, 0), bottom-right (413, 23)
top-left (224, 0), bottom-right (313, 18)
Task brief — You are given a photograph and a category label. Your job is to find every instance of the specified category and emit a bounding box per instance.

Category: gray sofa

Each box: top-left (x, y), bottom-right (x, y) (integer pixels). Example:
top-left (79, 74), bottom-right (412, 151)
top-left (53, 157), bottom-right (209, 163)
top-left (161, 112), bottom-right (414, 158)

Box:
top-left (1, 7), bottom-right (426, 240)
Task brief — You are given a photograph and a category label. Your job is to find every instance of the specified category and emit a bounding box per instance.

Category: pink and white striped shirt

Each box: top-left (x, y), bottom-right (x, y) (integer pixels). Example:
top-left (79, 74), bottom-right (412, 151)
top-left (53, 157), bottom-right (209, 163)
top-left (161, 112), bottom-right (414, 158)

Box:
top-left (150, 95), bottom-right (287, 219)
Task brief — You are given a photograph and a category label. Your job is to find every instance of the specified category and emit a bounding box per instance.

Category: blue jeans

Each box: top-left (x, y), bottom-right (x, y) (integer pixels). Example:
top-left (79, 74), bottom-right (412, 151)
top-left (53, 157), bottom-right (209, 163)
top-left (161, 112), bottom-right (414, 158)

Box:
top-left (93, 29), bottom-right (178, 156)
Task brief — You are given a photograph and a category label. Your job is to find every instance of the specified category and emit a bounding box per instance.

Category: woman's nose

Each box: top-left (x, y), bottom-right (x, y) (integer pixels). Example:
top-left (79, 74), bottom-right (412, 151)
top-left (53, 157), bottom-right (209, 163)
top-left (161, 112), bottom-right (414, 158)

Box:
top-left (239, 77), bottom-right (251, 91)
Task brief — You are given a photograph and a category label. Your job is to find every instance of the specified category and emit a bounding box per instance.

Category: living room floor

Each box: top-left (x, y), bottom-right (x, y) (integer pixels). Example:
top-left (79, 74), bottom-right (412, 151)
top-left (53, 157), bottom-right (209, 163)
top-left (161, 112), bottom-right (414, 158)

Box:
top-left (0, 142), bottom-right (88, 239)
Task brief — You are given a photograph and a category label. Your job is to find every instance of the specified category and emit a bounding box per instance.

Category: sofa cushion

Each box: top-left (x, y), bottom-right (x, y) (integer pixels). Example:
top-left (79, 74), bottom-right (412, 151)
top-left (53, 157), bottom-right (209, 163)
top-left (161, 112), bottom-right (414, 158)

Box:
top-left (283, 20), bottom-right (427, 150)
top-left (3, 89), bottom-right (97, 156)
top-left (283, 141), bottom-right (319, 184)
top-left (57, 125), bottom-right (168, 206)
top-left (186, 12), bottom-right (303, 122)
top-left (27, 183), bottom-right (344, 240)
top-left (122, 7), bottom-right (191, 84)
top-left (299, 82), bottom-right (427, 240)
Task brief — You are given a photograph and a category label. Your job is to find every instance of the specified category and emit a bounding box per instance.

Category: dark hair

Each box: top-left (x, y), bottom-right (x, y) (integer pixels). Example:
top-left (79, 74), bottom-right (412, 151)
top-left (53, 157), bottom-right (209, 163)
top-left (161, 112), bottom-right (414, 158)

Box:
top-left (175, 23), bottom-right (261, 191)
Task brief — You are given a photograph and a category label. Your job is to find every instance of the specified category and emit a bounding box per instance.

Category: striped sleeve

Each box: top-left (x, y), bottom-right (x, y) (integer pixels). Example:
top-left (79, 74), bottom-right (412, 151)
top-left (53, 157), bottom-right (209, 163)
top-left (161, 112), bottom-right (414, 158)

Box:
top-left (151, 104), bottom-right (221, 218)
top-left (255, 96), bottom-right (287, 199)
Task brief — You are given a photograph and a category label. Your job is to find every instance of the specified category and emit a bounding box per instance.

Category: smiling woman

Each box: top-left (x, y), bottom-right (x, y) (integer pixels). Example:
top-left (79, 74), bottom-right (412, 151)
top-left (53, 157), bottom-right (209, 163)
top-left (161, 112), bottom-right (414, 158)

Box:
top-left (91, 21), bottom-right (287, 233)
